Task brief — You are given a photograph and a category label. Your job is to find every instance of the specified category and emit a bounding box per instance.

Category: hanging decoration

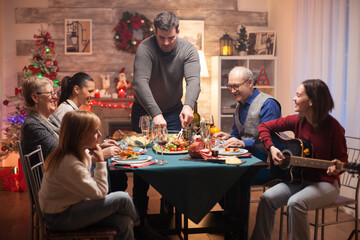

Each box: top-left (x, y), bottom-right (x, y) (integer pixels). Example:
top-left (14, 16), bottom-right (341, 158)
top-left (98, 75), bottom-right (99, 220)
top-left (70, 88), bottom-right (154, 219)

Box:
top-left (113, 11), bottom-right (154, 54)
top-left (90, 100), bottom-right (133, 109)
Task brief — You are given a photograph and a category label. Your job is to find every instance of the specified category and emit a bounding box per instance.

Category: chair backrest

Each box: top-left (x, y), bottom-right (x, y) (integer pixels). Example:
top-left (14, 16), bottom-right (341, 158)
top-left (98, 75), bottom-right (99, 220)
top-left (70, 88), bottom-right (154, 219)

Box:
top-left (340, 137), bottom-right (360, 203)
top-left (17, 141), bottom-right (33, 201)
top-left (341, 137), bottom-right (360, 187)
top-left (23, 145), bottom-right (46, 239)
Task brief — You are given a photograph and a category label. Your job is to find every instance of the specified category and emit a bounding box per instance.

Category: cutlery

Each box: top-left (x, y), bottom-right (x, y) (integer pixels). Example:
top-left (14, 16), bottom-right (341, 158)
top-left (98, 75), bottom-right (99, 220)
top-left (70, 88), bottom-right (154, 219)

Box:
top-left (176, 128), bottom-right (184, 139)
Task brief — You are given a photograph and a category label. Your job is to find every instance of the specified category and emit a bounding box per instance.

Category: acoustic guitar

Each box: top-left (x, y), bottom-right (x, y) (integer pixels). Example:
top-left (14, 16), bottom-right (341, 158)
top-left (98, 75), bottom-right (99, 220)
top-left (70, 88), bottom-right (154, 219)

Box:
top-left (268, 132), bottom-right (359, 184)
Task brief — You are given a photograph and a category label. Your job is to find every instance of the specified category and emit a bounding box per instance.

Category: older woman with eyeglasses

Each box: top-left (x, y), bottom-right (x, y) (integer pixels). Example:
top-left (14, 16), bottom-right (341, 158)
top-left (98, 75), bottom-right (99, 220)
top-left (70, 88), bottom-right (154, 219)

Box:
top-left (21, 76), bottom-right (60, 160)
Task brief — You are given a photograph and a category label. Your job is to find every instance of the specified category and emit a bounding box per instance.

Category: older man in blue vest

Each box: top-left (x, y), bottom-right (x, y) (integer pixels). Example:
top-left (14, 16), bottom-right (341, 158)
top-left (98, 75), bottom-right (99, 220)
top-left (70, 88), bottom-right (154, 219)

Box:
top-left (215, 66), bottom-right (281, 239)
top-left (215, 66), bottom-right (281, 183)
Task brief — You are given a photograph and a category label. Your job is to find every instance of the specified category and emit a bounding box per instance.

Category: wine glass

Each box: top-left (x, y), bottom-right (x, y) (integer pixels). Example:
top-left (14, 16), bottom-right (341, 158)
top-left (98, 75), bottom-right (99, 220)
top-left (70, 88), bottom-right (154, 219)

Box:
top-left (139, 116), bottom-right (150, 135)
top-left (204, 115), bottom-right (214, 128)
top-left (139, 115), bottom-right (151, 147)
top-left (152, 126), bottom-right (168, 165)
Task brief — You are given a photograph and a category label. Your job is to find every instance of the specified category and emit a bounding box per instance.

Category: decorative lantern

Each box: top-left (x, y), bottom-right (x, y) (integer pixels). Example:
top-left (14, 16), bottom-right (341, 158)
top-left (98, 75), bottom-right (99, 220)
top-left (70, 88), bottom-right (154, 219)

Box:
top-left (220, 33), bottom-right (234, 56)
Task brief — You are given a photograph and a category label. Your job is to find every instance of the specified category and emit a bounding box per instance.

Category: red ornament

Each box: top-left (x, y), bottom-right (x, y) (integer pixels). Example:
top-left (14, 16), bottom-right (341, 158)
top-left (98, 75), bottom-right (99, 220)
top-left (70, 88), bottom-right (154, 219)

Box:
top-left (45, 59), bottom-right (53, 67)
top-left (5, 128), bottom-right (9, 133)
top-left (54, 60), bottom-right (58, 66)
top-left (1, 146), bottom-right (7, 152)
top-left (3, 100), bottom-right (9, 105)
top-left (15, 88), bottom-right (22, 96)
top-left (20, 110), bottom-right (26, 115)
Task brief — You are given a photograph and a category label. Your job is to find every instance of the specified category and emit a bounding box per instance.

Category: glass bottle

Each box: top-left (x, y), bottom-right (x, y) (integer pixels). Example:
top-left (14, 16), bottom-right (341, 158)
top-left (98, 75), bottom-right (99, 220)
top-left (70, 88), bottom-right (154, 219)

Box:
top-left (191, 102), bottom-right (201, 133)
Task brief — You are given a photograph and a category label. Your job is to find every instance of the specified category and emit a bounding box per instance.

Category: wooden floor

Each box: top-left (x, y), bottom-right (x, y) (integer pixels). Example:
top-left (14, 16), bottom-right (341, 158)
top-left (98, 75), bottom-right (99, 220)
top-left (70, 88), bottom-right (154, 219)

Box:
top-left (0, 173), bottom-right (358, 240)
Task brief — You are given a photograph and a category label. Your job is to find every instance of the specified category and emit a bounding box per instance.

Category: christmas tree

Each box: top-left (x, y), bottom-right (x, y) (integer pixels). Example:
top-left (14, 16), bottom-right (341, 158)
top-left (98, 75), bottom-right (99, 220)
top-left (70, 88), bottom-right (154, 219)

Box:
top-left (0, 90), bottom-right (27, 159)
top-left (235, 25), bottom-right (248, 53)
top-left (23, 29), bottom-right (61, 86)
top-left (1, 29), bottom-right (60, 160)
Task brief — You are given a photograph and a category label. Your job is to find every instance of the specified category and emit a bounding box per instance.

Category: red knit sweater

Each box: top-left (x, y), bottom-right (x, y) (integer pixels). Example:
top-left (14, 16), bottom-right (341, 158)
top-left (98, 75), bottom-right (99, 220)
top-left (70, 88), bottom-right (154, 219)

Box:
top-left (258, 114), bottom-right (348, 184)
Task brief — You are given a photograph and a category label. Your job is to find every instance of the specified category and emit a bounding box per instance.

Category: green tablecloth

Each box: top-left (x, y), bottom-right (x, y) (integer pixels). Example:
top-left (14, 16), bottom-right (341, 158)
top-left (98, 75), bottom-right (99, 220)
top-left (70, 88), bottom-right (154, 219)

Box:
top-left (110, 149), bottom-right (262, 224)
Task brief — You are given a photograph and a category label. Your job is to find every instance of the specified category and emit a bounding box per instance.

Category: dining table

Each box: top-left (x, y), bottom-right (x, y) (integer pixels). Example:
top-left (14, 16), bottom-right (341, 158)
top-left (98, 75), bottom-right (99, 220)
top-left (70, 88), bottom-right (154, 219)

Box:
top-left (108, 146), bottom-right (266, 240)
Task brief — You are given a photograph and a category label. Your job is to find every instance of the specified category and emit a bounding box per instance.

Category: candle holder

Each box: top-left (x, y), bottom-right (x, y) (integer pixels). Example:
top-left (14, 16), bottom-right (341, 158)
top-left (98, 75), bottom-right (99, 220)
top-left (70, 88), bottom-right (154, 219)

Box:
top-left (220, 33), bottom-right (234, 56)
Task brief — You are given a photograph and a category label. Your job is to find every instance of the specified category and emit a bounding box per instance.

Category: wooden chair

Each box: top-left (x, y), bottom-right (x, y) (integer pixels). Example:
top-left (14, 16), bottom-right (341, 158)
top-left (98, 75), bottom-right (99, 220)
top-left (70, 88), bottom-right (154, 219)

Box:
top-left (279, 136), bottom-right (360, 240)
top-left (17, 141), bottom-right (38, 240)
top-left (21, 144), bottom-right (117, 240)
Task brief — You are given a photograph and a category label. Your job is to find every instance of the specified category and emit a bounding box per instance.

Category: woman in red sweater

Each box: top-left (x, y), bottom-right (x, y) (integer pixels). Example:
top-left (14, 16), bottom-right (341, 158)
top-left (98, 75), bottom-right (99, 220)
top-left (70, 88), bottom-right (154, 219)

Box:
top-left (251, 79), bottom-right (348, 240)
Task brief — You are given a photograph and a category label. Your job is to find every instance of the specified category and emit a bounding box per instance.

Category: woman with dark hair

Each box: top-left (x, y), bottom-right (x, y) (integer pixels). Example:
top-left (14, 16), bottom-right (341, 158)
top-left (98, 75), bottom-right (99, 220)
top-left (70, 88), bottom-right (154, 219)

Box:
top-left (55, 72), bottom-right (127, 192)
top-left (55, 72), bottom-right (95, 121)
top-left (251, 79), bottom-right (348, 240)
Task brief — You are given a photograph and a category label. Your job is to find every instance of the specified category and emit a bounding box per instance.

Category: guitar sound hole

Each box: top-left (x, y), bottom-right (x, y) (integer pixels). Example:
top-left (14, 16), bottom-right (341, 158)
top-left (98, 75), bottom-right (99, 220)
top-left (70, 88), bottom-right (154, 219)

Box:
top-left (281, 150), bottom-right (292, 169)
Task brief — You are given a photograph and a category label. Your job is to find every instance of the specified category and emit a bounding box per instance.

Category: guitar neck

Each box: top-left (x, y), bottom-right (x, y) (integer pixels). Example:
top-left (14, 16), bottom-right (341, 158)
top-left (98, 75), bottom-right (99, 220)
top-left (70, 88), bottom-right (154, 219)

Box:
top-left (289, 156), bottom-right (343, 170)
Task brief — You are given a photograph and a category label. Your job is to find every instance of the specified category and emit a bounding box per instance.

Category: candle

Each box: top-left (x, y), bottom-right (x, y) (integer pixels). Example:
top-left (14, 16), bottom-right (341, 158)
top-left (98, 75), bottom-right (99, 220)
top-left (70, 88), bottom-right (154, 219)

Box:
top-left (94, 89), bottom-right (100, 99)
top-left (118, 89), bottom-right (125, 98)
top-left (222, 46), bottom-right (231, 55)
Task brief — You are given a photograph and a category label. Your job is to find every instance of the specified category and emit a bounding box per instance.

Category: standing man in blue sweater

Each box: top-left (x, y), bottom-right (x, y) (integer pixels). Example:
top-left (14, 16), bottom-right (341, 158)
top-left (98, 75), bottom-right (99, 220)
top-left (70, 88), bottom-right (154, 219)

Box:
top-left (131, 11), bottom-right (201, 239)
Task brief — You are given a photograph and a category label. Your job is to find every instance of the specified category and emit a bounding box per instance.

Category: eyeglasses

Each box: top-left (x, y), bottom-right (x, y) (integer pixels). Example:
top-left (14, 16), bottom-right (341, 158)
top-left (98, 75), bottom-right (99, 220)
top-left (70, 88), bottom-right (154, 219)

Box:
top-left (226, 79), bottom-right (250, 91)
top-left (36, 91), bottom-right (57, 97)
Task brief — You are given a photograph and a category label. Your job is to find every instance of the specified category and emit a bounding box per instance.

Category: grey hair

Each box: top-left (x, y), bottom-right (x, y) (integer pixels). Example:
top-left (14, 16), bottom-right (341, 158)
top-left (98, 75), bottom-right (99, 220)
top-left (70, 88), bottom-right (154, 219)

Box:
top-left (229, 66), bottom-right (255, 84)
top-left (22, 76), bottom-right (53, 107)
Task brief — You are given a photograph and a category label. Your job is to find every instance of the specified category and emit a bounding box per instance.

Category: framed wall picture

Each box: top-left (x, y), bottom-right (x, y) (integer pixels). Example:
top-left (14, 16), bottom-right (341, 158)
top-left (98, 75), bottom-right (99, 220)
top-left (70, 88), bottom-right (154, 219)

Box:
top-left (65, 19), bottom-right (92, 55)
top-left (247, 31), bottom-right (276, 56)
top-left (179, 20), bottom-right (204, 51)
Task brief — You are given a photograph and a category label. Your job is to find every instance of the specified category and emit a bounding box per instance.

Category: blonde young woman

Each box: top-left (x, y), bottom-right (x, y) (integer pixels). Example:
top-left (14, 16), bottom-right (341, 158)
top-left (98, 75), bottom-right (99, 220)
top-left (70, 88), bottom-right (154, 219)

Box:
top-left (39, 111), bottom-right (138, 240)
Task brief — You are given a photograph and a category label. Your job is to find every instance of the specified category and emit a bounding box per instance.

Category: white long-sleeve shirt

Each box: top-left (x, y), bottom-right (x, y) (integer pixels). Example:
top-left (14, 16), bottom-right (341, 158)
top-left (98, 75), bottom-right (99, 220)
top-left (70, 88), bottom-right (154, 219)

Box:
top-left (39, 153), bottom-right (108, 214)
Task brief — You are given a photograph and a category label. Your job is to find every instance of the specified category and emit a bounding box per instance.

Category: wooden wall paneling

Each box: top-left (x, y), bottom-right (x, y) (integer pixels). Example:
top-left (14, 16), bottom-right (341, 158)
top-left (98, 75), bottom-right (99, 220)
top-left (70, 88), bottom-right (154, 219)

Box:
top-left (15, 8), bottom-right (113, 24)
top-left (50, 0), bottom-right (237, 10)
top-left (16, 40), bottom-right (33, 56)
top-left (111, 0), bottom-right (237, 10)
top-left (49, 0), bottom-right (113, 8)
top-left (48, 23), bottom-right (115, 42)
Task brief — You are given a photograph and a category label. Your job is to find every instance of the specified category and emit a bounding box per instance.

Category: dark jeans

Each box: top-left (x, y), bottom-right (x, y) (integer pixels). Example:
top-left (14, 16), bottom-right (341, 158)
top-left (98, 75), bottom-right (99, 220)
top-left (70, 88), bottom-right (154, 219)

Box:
top-left (131, 101), bottom-right (182, 220)
top-left (109, 171), bottom-right (128, 192)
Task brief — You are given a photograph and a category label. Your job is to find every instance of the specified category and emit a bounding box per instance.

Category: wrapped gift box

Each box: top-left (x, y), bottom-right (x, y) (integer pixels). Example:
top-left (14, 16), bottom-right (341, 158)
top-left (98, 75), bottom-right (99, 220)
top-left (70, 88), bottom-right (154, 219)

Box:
top-left (0, 166), bottom-right (19, 191)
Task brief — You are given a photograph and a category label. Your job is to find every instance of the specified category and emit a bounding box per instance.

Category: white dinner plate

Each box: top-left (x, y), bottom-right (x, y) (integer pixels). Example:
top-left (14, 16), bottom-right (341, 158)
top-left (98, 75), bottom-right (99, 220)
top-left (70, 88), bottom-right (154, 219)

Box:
top-left (152, 146), bottom-right (188, 155)
top-left (110, 155), bottom-right (152, 165)
top-left (218, 148), bottom-right (248, 156)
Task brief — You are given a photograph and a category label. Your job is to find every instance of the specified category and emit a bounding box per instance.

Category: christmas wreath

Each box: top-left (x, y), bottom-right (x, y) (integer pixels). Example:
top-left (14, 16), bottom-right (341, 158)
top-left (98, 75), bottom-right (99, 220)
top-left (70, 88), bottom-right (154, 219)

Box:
top-left (113, 11), bottom-right (154, 54)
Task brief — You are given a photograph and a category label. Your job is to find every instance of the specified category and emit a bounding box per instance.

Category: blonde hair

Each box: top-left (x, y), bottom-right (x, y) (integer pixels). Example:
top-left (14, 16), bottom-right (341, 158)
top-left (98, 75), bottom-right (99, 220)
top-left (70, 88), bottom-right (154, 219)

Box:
top-left (22, 76), bottom-right (53, 107)
top-left (45, 111), bottom-right (100, 173)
